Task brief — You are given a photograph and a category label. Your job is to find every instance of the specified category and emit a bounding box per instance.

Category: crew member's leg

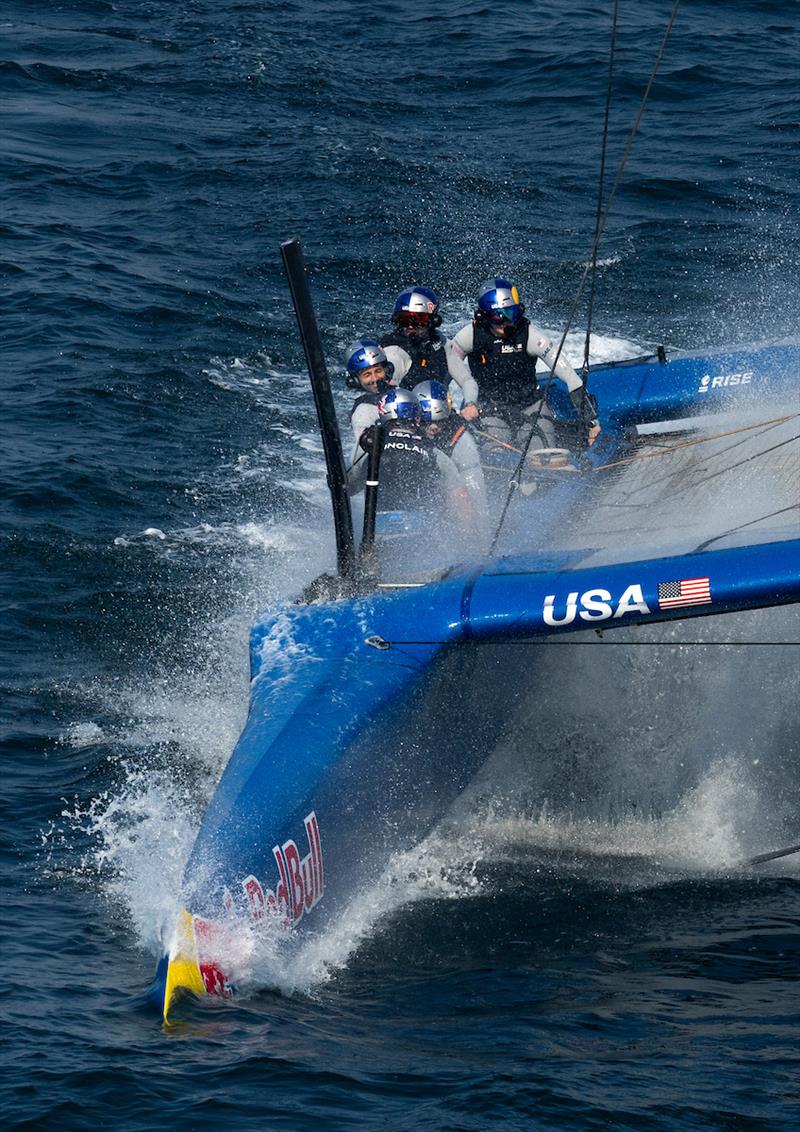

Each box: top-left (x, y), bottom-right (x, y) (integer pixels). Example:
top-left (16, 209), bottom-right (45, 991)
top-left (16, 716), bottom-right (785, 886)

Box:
top-left (517, 398), bottom-right (556, 450)
top-left (481, 413), bottom-right (515, 451)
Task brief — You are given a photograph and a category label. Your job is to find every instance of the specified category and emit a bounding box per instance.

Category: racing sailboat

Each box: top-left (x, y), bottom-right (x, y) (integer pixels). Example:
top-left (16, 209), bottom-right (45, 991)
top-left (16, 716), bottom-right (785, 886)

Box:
top-left (151, 240), bottom-right (799, 1019)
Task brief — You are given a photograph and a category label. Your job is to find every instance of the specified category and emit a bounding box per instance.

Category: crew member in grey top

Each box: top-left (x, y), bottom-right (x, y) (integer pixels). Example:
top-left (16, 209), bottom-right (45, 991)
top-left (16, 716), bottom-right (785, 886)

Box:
top-left (344, 338), bottom-right (396, 471)
top-left (451, 277), bottom-right (600, 450)
top-left (412, 379), bottom-right (487, 519)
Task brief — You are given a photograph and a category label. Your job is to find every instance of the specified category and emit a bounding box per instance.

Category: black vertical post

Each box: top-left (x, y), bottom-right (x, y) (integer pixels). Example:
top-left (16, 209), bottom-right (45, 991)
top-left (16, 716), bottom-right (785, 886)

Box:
top-left (359, 426), bottom-right (384, 564)
top-left (280, 239), bottom-right (355, 579)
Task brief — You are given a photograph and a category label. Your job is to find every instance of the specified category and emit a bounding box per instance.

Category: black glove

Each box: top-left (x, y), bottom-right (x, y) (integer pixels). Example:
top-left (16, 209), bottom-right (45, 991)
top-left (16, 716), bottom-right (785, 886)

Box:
top-left (569, 386), bottom-right (599, 426)
top-left (569, 388), bottom-right (599, 448)
top-left (359, 425), bottom-right (378, 453)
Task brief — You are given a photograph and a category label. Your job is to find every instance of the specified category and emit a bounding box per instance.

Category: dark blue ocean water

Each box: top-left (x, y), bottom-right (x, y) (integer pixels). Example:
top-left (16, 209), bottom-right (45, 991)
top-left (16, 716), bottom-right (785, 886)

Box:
top-left (2, 1), bottom-right (800, 1127)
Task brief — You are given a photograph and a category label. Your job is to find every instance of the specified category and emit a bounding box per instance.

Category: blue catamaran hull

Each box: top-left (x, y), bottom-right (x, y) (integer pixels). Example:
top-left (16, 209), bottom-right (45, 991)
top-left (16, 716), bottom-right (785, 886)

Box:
top-left (153, 343), bottom-right (800, 1017)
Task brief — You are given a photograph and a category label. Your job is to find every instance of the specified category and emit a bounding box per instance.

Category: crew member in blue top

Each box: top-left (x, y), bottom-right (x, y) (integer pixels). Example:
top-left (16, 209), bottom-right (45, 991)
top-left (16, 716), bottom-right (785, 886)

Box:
top-left (451, 278), bottom-right (600, 451)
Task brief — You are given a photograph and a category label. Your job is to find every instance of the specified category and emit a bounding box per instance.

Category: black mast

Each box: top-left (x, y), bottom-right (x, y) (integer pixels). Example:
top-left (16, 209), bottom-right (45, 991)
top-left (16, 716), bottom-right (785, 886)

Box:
top-left (280, 238), bottom-right (355, 579)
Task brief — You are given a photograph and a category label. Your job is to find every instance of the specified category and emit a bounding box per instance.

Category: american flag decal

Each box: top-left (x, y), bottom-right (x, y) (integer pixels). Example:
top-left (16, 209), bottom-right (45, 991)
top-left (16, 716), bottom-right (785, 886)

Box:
top-left (658, 577), bottom-right (712, 609)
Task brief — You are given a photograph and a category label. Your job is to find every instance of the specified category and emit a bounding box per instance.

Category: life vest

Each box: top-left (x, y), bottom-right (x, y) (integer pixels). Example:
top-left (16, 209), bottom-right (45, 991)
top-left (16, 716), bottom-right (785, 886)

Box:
top-left (349, 389), bottom-right (382, 420)
top-left (380, 330), bottom-right (450, 388)
top-left (471, 318), bottom-right (537, 409)
top-left (429, 416), bottom-right (466, 452)
top-left (377, 426), bottom-right (441, 512)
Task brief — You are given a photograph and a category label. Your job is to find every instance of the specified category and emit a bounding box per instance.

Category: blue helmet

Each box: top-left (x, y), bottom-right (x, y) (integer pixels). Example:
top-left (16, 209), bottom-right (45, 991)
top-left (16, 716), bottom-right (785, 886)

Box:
top-left (345, 338), bottom-right (388, 375)
top-left (345, 338), bottom-right (391, 391)
top-left (476, 278), bottom-right (525, 328)
top-left (412, 379), bottom-right (451, 422)
top-left (391, 286), bottom-right (442, 331)
top-left (377, 387), bottom-right (421, 422)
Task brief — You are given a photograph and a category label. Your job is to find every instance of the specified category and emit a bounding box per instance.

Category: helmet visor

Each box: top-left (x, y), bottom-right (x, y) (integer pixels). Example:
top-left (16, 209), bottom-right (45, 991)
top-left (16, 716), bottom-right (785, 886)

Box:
top-left (396, 311), bottom-right (432, 330)
top-left (488, 303), bottom-right (522, 325)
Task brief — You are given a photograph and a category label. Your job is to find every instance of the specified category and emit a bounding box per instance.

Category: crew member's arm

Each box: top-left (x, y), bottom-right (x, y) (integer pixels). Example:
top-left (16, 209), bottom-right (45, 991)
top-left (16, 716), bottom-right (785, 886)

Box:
top-left (351, 401), bottom-right (380, 447)
top-left (435, 450), bottom-right (480, 536)
top-left (526, 322), bottom-right (601, 445)
top-left (382, 344), bottom-right (411, 387)
top-left (347, 403), bottom-right (380, 491)
top-left (448, 324), bottom-right (480, 421)
top-left (449, 427), bottom-right (488, 516)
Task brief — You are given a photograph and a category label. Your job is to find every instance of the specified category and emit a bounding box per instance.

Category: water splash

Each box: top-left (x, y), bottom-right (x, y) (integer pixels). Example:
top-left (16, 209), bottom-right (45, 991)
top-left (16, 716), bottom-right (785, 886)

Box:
top-left (174, 746), bottom-right (795, 1002)
top-left (46, 330), bottom-right (798, 1001)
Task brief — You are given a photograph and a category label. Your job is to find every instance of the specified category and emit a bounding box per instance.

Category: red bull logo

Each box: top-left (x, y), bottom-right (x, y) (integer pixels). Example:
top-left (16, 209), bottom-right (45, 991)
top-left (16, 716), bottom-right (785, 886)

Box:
top-left (241, 811), bottom-right (324, 927)
top-left (192, 916), bottom-right (234, 999)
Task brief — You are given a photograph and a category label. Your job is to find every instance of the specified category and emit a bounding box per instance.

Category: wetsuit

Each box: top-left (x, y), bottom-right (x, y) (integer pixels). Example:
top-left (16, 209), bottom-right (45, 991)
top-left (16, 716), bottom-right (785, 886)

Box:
top-left (381, 330), bottom-right (479, 409)
top-left (428, 416), bottom-right (487, 515)
top-left (348, 382), bottom-right (396, 475)
top-left (451, 317), bottom-right (598, 447)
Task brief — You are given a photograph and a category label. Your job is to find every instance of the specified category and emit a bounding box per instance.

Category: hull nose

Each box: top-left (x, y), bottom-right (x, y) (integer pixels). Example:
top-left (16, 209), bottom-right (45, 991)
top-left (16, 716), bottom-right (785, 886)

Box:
top-left (156, 908), bottom-right (234, 1021)
top-left (160, 909), bottom-right (206, 1021)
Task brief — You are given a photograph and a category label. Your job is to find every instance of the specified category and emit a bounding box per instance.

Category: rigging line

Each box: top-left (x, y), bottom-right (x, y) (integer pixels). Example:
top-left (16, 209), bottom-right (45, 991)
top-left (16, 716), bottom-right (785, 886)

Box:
top-left (346, 448), bottom-right (370, 479)
top-left (595, 428), bottom-right (798, 503)
top-left (600, 423), bottom-right (800, 503)
top-left (745, 843), bottom-right (800, 866)
top-left (470, 426), bottom-right (525, 455)
top-left (583, 0), bottom-right (619, 375)
top-left (489, 0), bottom-right (683, 556)
top-left (683, 432), bottom-right (800, 491)
top-left (381, 643), bottom-right (431, 668)
top-left (596, 414), bottom-right (797, 472)
top-left (692, 504), bottom-right (800, 553)
top-left (588, 425), bottom-right (796, 504)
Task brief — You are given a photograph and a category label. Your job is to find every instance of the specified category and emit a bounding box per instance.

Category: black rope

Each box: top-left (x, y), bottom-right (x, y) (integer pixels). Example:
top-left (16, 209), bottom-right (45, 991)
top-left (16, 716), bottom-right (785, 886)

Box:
top-left (347, 448), bottom-right (367, 475)
top-left (583, 0), bottom-right (619, 376)
top-left (596, 419), bottom-right (800, 503)
top-left (377, 639), bottom-right (800, 647)
top-left (615, 429), bottom-right (800, 505)
top-left (692, 504), bottom-right (800, 554)
top-left (488, 0), bottom-right (683, 557)
top-left (684, 433), bottom-right (800, 491)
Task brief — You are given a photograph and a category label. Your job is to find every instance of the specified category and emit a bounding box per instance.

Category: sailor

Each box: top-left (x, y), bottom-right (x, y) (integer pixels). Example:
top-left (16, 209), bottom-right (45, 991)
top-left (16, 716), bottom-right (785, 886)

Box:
top-left (344, 338), bottom-right (396, 456)
top-left (451, 277), bottom-right (601, 451)
top-left (373, 388), bottom-right (479, 534)
top-left (412, 379), bottom-right (488, 517)
top-left (380, 287), bottom-right (480, 418)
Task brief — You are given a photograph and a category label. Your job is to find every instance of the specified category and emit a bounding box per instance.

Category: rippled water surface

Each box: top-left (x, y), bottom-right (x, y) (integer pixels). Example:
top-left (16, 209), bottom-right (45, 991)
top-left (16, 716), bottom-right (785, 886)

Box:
top-left (2, 1), bottom-right (800, 1128)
